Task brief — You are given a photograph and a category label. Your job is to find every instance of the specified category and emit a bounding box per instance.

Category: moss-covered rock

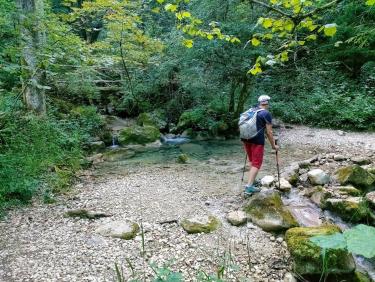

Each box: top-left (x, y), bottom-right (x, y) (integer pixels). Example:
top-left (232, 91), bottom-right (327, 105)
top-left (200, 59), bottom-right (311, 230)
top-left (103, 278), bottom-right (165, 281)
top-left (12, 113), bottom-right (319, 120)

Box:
top-left (336, 185), bottom-right (362, 196)
top-left (285, 226), bottom-right (355, 276)
top-left (136, 111), bottom-right (167, 131)
top-left (335, 165), bottom-right (375, 191)
top-left (244, 190), bottom-right (298, 232)
top-left (118, 125), bottom-right (160, 145)
top-left (96, 220), bottom-right (139, 240)
top-left (180, 215), bottom-right (220, 234)
top-left (354, 271), bottom-right (371, 282)
top-left (325, 197), bottom-right (369, 222)
top-left (177, 153), bottom-right (188, 164)
top-left (310, 186), bottom-right (332, 208)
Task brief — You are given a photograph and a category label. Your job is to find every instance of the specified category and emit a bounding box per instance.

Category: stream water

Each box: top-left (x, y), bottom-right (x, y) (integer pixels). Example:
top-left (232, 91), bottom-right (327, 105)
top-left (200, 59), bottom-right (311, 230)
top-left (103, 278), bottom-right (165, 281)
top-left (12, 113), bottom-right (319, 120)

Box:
top-left (98, 138), bottom-right (375, 280)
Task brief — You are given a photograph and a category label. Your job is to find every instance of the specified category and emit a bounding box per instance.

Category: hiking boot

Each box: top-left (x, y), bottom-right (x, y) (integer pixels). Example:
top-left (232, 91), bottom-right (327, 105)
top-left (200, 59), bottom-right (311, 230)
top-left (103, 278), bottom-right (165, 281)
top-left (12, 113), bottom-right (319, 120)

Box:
top-left (253, 179), bottom-right (261, 187)
top-left (244, 185), bottom-right (261, 196)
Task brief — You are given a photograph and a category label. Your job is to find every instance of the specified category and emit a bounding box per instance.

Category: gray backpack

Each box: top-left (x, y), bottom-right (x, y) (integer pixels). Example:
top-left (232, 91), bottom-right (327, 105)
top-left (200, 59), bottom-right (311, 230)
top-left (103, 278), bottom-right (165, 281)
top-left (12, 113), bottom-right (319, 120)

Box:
top-left (238, 108), bottom-right (265, 139)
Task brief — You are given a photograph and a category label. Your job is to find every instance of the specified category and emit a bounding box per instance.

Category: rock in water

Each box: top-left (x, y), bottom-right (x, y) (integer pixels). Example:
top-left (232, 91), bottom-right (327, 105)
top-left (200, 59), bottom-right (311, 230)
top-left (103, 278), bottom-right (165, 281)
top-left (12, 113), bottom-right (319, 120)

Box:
top-left (307, 169), bottom-right (330, 185)
top-left (180, 215), bottom-right (220, 234)
top-left (285, 226), bottom-right (355, 276)
top-left (325, 197), bottom-right (369, 222)
top-left (310, 186), bottom-right (331, 208)
top-left (278, 178), bottom-right (292, 191)
top-left (335, 165), bottom-right (375, 191)
top-left (226, 211), bottom-right (247, 226)
top-left (261, 175), bottom-right (275, 187)
top-left (96, 221), bottom-right (139, 240)
top-left (118, 125), bottom-right (160, 145)
top-left (244, 190), bottom-right (298, 232)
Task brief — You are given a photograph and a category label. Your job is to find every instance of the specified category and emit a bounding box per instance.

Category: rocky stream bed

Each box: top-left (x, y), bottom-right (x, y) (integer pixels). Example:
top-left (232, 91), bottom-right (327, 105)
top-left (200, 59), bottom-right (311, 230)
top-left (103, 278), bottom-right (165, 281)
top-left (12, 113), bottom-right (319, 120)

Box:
top-left (1, 125), bottom-right (375, 282)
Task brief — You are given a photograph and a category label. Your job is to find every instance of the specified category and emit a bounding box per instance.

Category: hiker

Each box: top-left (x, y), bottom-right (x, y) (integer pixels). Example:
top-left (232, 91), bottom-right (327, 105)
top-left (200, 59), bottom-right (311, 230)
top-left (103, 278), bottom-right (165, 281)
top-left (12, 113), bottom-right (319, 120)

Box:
top-left (239, 95), bottom-right (279, 195)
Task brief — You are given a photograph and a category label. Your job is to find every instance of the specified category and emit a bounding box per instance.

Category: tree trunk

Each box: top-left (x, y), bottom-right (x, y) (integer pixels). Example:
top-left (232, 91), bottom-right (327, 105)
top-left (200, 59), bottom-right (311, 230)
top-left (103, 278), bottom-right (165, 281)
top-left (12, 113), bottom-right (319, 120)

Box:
top-left (17, 0), bottom-right (46, 114)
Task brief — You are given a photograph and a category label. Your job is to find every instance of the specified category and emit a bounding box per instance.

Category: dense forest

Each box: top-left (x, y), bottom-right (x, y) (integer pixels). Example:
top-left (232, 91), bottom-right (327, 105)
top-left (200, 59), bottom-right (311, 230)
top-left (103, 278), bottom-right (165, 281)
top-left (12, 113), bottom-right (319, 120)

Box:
top-left (0, 0), bottom-right (374, 212)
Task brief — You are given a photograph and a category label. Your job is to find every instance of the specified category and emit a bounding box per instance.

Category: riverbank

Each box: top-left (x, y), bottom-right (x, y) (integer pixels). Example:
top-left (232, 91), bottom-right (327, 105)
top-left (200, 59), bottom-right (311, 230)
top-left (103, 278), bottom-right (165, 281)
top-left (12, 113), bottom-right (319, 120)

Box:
top-left (0, 126), bottom-right (374, 281)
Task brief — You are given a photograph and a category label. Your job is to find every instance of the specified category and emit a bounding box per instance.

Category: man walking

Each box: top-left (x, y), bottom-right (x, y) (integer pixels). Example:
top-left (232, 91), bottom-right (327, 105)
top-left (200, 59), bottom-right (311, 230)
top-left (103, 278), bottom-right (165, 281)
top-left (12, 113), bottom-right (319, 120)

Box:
top-left (241, 95), bottom-right (278, 195)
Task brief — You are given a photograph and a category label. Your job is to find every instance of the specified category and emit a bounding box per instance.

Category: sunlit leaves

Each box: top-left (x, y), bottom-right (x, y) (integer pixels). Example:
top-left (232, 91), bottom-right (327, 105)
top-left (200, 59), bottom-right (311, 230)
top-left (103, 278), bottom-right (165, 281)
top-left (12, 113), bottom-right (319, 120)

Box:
top-left (165, 3), bottom-right (177, 12)
top-left (251, 37), bottom-right (261, 46)
top-left (248, 63), bottom-right (262, 75)
top-left (366, 0), bottom-right (375, 5)
top-left (323, 23), bottom-right (337, 37)
top-left (183, 39), bottom-right (193, 48)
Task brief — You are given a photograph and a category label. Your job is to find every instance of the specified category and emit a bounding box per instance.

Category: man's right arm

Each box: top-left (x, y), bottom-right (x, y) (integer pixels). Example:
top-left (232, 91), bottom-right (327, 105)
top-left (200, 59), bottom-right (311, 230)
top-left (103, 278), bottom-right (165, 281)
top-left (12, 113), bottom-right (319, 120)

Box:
top-left (266, 123), bottom-right (278, 150)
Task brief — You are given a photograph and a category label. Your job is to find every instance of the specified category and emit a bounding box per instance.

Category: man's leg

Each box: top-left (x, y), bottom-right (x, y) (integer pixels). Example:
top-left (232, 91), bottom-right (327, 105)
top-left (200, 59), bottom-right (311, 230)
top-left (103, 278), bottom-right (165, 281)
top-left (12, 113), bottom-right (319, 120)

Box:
top-left (247, 166), bottom-right (259, 186)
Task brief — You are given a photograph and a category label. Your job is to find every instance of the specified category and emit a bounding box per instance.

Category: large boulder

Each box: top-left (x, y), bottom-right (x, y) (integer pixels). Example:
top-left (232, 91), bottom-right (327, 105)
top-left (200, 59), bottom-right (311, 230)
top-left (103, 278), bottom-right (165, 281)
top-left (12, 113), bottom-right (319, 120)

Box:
top-left (285, 226), bottom-right (355, 276)
top-left (335, 165), bottom-right (375, 191)
top-left (118, 125), bottom-right (160, 145)
top-left (325, 197), bottom-right (369, 222)
top-left (180, 215), bottom-right (220, 234)
top-left (136, 111), bottom-right (167, 131)
top-left (96, 220), bottom-right (139, 240)
top-left (244, 190), bottom-right (298, 232)
top-left (307, 169), bottom-right (330, 185)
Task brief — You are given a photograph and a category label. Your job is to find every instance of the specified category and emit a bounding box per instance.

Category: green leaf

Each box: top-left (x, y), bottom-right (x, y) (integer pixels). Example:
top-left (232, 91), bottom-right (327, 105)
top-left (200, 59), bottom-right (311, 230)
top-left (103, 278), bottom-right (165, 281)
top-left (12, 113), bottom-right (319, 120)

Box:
top-left (251, 38), bottom-right (261, 46)
top-left (156, 0), bottom-right (165, 4)
top-left (183, 39), bottom-right (193, 48)
top-left (344, 224), bottom-right (375, 258)
top-left (366, 0), bottom-right (375, 6)
top-left (310, 233), bottom-right (347, 250)
top-left (165, 3), bottom-right (177, 12)
top-left (324, 24), bottom-right (337, 37)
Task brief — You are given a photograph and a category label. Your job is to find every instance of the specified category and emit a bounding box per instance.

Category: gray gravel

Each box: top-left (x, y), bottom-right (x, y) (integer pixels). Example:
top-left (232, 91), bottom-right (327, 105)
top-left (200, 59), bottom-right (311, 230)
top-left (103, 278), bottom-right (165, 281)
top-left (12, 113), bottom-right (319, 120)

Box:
top-left (0, 126), bottom-right (374, 282)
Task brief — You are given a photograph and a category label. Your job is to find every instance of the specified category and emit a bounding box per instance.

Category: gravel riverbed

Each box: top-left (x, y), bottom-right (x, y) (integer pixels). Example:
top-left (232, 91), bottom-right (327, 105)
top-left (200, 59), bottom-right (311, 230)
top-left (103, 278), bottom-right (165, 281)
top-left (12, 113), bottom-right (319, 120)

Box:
top-left (1, 126), bottom-right (374, 282)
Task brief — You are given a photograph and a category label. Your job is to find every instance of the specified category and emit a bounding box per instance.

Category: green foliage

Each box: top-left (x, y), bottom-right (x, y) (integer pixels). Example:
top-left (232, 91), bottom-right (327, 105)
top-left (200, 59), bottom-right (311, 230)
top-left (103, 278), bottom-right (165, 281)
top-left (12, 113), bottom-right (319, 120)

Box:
top-left (0, 94), bottom-right (106, 213)
top-left (310, 224), bottom-right (375, 259)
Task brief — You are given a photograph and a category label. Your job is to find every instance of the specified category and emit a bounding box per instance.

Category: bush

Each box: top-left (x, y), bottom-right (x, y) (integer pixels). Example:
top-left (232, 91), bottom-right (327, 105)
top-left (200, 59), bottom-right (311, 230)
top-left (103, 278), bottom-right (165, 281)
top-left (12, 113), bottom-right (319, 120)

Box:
top-left (0, 95), bottom-right (106, 214)
top-left (270, 88), bottom-right (375, 130)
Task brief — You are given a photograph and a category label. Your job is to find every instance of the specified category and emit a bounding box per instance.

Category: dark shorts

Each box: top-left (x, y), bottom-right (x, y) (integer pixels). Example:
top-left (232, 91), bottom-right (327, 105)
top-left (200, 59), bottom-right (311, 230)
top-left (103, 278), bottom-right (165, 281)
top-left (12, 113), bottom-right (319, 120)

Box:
top-left (243, 142), bottom-right (264, 169)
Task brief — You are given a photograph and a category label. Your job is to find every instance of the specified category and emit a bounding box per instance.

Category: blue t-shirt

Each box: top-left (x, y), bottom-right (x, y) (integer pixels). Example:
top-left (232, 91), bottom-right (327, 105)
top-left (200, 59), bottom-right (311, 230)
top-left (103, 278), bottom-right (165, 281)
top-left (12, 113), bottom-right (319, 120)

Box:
top-left (245, 108), bottom-right (272, 145)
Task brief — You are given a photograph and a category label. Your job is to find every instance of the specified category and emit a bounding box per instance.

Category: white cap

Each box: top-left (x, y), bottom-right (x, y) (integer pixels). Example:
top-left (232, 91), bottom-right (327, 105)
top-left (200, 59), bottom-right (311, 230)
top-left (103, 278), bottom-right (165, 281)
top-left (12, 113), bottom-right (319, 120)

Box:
top-left (258, 95), bottom-right (271, 104)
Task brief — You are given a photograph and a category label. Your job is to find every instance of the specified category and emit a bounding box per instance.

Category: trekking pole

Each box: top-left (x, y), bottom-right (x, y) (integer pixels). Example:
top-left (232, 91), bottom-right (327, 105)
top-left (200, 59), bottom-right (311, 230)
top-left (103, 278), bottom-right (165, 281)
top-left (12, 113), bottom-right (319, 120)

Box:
top-left (241, 154), bottom-right (247, 184)
top-left (275, 138), bottom-right (281, 190)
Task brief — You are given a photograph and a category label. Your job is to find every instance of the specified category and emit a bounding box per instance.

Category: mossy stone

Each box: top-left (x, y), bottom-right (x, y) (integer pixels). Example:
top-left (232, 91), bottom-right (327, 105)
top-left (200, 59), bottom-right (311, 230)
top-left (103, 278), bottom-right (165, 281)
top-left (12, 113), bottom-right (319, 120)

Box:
top-left (177, 154), bottom-right (188, 164)
top-left (335, 165), bottom-right (375, 191)
top-left (118, 125), bottom-right (160, 145)
top-left (136, 111), bottom-right (167, 130)
top-left (337, 185), bottom-right (362, 196)
top-left (285, 226), bottom-right (355, 275)
top-left (244, 190), bottom-right (298, 232)
top-left (180, 215), bottom-right (220, 234)
top-left (325, 197), bottom-right (370, 222)
top-left (65, 209), bottom-right (110, 219)
top-left (354, 271), bottom-right (371, 282)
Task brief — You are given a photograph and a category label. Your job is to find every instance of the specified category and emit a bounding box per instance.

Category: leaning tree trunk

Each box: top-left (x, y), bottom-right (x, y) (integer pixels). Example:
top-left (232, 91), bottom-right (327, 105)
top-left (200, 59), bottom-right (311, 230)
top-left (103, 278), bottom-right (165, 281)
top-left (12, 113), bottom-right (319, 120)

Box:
top-left (17, 0), bottom-right (46, 114)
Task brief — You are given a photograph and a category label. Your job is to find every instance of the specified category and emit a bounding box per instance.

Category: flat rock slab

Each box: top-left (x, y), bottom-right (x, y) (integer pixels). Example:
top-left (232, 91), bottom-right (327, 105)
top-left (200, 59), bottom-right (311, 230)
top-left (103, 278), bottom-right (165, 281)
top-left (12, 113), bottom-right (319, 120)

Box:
top-left (261, 175), bottom-right (275, 187)
top-left (226, 211), bottom-right (247, 226)
top-left (180, 215), bottom-right (220, 234)
top-left (64, 209), bottom-right (111, 219)
top-left (96, 220), bottom-right (139, 240)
